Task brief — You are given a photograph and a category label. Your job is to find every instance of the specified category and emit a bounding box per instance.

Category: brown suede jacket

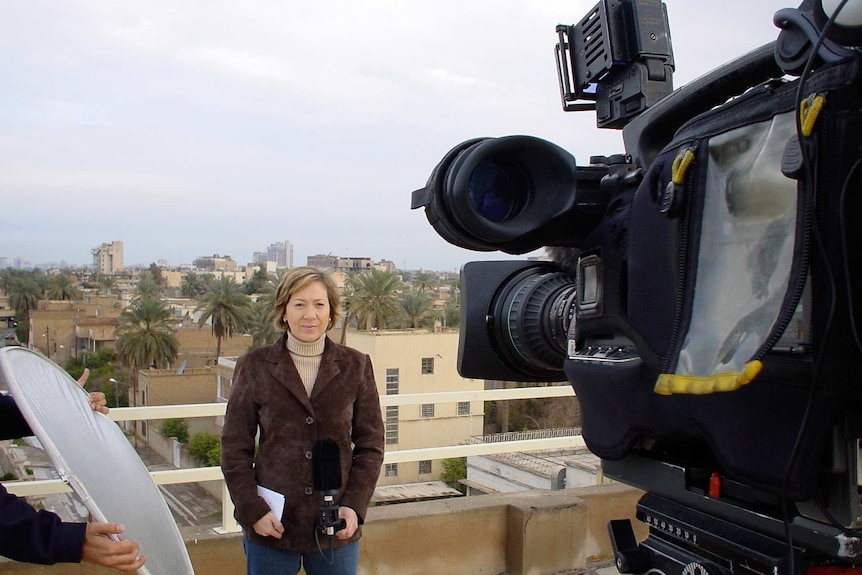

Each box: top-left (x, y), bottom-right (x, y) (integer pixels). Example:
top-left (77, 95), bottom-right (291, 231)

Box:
top-left (220, 334), bottom-right (385, 553)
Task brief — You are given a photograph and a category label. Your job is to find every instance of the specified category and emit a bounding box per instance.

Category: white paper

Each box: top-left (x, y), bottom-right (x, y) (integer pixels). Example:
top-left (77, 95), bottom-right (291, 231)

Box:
top-left (257, 485), bottom-right (285, 518)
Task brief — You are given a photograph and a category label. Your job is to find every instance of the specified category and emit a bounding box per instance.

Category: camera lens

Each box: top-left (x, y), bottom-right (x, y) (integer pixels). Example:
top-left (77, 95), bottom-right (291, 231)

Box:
top-left (468, 159), bottom-right (527, 223)
top-left (492, 267), bottom-right (576, 374)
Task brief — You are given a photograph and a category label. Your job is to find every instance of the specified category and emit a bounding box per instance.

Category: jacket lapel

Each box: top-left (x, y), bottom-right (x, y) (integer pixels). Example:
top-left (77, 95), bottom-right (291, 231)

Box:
top-left (309, 337), bottom-right (343, 403)
top-left (268, 335), bottom-right (314, 413)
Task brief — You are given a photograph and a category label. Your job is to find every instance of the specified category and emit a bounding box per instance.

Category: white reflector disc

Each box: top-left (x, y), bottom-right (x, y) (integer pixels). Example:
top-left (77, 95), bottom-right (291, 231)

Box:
top-left (0, 347), bottom-right (194, 575)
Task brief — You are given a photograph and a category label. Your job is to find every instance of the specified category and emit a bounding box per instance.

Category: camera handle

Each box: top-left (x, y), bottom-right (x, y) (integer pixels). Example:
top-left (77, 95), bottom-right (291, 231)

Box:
top-left (622, 42), bottom-right (781, 170)
top-left (773, 6), bottom-right (857, 76)
top-left (317, 494), bottom-right (347, 536)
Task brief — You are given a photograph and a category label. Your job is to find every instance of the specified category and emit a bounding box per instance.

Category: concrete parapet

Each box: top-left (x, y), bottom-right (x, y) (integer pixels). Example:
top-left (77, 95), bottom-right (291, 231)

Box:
top-left (0, 483), bottom-right (646, 575)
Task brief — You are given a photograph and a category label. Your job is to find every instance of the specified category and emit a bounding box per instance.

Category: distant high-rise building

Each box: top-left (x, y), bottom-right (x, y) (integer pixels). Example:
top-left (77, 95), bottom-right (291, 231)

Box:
top-left (264, 241), bottom-right (293, 268)
top-left (92, 241), bottom-right (124, 275)
top-left (193, 254), bottom-right (237, 271)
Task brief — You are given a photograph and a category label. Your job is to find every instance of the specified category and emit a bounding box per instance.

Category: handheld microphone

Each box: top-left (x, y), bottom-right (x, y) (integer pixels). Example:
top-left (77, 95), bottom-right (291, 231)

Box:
top-left (312, 437), bottom-right (346, 536)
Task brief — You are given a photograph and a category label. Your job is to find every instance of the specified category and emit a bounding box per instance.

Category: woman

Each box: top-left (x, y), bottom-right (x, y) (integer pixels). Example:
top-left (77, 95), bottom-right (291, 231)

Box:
top-left (221, 266), bottom-right (385, 575)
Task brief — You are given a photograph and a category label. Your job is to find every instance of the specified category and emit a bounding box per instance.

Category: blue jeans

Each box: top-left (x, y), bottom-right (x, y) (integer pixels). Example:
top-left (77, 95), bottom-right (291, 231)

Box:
top-left (243, 537), bottom-right (359, 575)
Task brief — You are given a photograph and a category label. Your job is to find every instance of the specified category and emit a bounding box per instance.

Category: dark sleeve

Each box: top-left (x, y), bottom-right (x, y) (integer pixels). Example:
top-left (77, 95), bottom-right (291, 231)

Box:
top-left (0, 394), bottom-right (85, 564)
top-left (220, 356), bottom-right (271, 527)
top-left (0, 474), bottom-right (86, 564)
top-left (340, 354), bottom-right (385, 523)
top-left (0, 394), bottom-right (33, 439)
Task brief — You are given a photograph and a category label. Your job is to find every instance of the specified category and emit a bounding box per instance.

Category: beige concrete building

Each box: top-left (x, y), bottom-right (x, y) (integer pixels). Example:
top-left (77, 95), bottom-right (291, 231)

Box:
top-left (92, 241), bottom-right (124, 274)
top-left (29, 298), bottom-right (123, 364)
top-left (345, 329), bottom-right (485, 487)
top-left (27, 296), bottom-right (251, 369)
top-left (306, 255), bottom-right (396, 274)
top-left (175, 327), bottom-right (252, 368)
top-left (193, 254), bottom-right (237, 271)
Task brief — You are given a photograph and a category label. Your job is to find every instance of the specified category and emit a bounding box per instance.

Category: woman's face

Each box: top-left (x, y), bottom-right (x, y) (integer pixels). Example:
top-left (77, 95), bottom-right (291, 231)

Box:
top-left (284, 280), bottom-right (330, 343)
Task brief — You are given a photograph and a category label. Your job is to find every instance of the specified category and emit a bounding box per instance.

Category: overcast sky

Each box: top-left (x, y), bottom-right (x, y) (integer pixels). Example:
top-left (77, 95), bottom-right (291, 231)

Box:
top-left (1, 0), bottom-right (798, 272)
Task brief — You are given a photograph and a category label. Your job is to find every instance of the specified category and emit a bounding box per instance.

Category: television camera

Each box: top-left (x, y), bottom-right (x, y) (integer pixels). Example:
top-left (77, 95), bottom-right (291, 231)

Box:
top-left (411, 1), bottom-right (862, 574)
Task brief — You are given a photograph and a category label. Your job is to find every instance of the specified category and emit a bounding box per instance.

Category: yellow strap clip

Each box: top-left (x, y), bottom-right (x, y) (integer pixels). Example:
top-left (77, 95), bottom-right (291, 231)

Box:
top-left (671, 148), bottom-right (696, 185)
top-left (653, 360), bottom-right (763, 395)
top-left (800, 93), bottom-right (826, 137)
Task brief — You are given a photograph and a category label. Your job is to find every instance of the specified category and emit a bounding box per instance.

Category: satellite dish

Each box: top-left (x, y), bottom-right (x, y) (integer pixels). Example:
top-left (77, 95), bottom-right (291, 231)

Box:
top-left (0, 347), bottom-right (194, 575)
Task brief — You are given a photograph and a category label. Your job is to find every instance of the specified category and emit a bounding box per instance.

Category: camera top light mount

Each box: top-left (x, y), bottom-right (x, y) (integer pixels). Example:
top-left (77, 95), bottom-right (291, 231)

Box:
top-left (555, 0), bottom-right (675, 129)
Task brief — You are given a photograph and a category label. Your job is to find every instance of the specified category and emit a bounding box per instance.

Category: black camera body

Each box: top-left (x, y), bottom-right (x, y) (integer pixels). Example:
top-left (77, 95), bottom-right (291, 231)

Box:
top-left (412, 1), bottom-right (862, 573)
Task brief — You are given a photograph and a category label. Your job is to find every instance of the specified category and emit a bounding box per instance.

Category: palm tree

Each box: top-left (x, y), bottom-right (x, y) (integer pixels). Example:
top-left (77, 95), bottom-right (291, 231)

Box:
top-left (245, 265), bottom-right (273, 295)
top-left (98, 274), bottom-right (117, 296)
top-left (247, 298), bottom-right (279, 349)
top-left (345, 269), bottom-right (403, 330)
top-left (180, 273), bottom-right (208, 298)
top-left (32, 271), bottom-right (51, 299)
top-left (8, 275), bottom-right (41, 323)
top-left (114, 296), bottom-right (179, 443)
top-left (413, 271), bottom-right (436, 293)
top-left (443, 298), bottom-right (460, 328)
top-left (400, 289), bottom-right (434, 328)
top-left (195, 276), bottom-right (252, 361)
top-left (0, 269), bottom-right (15, 296)
top-left (115, 296), bottom-right (180, 373)
top-left (148, 263), bottom-right (167, 291)
top-left (48, 273), bottom-right (82, 301)
top-left (134, 271), bottom-right (161, 300)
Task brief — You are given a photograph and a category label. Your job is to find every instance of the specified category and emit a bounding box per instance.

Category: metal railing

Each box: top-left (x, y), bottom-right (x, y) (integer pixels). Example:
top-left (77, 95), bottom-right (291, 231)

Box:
top-left (3, 385), bottom-right (584, 533)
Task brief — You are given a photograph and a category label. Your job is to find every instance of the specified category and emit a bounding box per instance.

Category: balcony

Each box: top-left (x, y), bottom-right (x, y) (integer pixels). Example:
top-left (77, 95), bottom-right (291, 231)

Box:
top-left (0, 388), bottom-right (647, 575)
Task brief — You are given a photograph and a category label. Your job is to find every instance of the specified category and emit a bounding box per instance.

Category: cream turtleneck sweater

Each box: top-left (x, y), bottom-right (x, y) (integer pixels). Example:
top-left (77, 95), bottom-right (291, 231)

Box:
top-left (286, 333), bottom-right (326, 396)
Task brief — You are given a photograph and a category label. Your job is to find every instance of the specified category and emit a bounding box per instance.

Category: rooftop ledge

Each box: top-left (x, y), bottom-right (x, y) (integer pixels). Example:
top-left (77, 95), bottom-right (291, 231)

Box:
top-left (0, 483), bottom-right (645, 575)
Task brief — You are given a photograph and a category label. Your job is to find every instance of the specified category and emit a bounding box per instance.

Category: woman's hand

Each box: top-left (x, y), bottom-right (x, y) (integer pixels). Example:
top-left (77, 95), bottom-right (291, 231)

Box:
top-left (336, 506), bottom-right (359, 539)
top-left (252, 511), bottom-right (284, 539)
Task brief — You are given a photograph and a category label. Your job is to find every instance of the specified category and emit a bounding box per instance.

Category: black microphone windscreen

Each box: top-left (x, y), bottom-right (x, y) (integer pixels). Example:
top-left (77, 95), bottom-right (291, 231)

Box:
top-left (312, 437), bottom-right (342, 492)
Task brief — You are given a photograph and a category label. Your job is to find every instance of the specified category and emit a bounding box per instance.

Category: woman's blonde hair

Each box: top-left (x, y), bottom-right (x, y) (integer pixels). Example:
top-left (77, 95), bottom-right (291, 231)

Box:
top-left (272, 266), bottom-right (341, 332)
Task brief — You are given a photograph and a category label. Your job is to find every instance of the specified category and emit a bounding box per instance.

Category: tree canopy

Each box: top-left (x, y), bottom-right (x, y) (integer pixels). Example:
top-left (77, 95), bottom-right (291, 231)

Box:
top-left (195, 276), bottom-right (252, 361)
top-left (115, 296), bottom-right (180, 375)
top-left (345, 269), bottom-right (403, 330)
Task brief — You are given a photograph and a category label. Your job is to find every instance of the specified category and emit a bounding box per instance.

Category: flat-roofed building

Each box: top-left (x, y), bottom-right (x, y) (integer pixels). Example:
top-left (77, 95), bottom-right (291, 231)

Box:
top-left (92, 241), bottom-right (124, 275)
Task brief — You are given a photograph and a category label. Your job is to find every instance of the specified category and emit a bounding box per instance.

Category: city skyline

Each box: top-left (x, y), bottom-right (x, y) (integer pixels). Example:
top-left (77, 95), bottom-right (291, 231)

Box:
top-left (2, 1), bottom-right (792, 272)
top-left (0, 239), bottom-right (469, 272)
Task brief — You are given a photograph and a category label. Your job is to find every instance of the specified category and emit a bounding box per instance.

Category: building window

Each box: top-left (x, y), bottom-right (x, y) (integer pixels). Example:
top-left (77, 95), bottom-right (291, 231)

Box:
top-left (385, 463), bottom-right (398, 478)
top-left (457, 401), bottom-right (470, 416)
top-left (418, 460), bottom-right (432, 474)
top-left (386, 406), bottom-right (399, 445)
top-left (421, 403), bottom-right (435, 418)
top-left (386, 368), bottom-right (399, 395)
top-left (217, 375), bottom-right (232, 402)
top-left (421, 357), bottom-right (434, 375)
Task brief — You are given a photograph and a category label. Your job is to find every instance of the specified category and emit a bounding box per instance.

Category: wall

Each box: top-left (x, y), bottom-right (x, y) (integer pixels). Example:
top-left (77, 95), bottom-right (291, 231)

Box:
top-left (138, 367), bottom-right (220, 437)
top-left (175, 328), bottom-right (252, 368)
top-left (0, 483), bottom-right (645, 575)
top-left (345, 329), bottom-right (485, 486)
top-left (361, 483), bottom-right (646, 575)
top-left (146, 429), bottom-right (223, 502)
